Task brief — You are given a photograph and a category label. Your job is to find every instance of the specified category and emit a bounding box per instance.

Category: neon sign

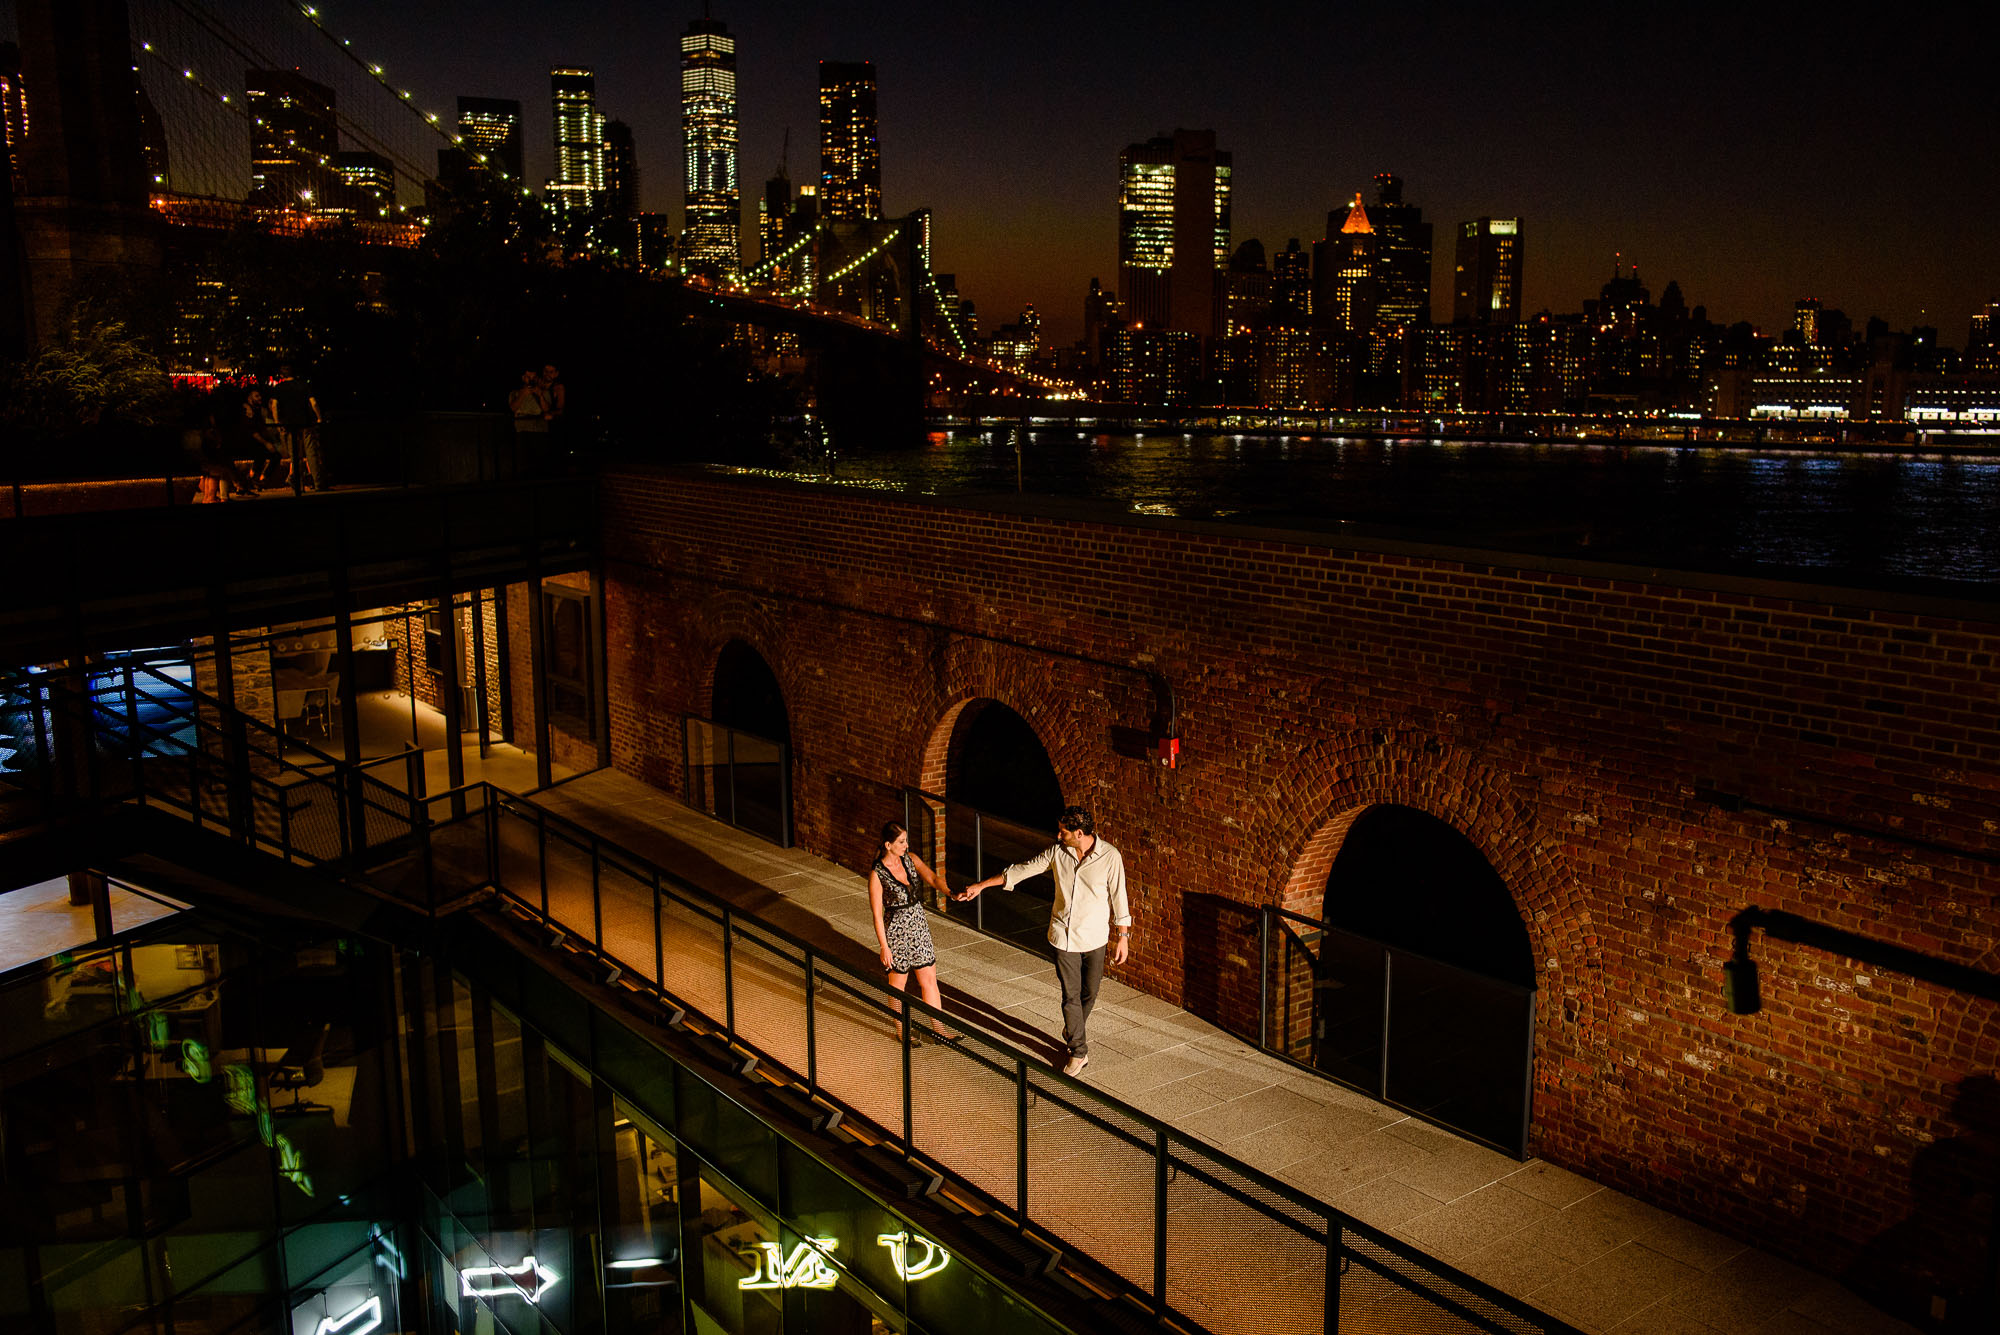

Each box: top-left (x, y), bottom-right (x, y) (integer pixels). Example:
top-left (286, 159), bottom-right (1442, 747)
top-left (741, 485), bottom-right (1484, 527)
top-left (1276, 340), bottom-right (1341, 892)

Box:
top-left (311, 1296), bottom-right (383, 1335)
top-left (460, 1256), bottom-right (561, 1304)
top-left (877, 1231), bottom-right (950, 1281)
top-left (738, 1239), bottom-right (840, 1291)
top-left (735, 1233), bottom-right (952, 1289)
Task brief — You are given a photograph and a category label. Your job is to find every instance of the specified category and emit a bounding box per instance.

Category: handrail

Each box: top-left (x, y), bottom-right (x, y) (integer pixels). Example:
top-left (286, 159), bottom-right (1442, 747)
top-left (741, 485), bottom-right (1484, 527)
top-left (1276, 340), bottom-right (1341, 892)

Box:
top-left (460, 787), bottom-right (1579, 1335)
top-left (4, 665), bottom-right (1572, 1332)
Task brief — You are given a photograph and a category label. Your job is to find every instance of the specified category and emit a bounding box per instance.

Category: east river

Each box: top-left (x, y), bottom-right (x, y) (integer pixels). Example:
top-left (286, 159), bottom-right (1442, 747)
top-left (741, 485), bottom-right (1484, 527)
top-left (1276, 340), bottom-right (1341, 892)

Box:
top-left (801, 431), bottom-right (2000, 595)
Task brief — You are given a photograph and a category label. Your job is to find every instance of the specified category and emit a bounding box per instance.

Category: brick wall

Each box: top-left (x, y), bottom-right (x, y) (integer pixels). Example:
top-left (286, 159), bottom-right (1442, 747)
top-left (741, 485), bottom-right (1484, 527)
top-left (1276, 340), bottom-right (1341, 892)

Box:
top-left (594, 466), bottom-right (2000, 1307)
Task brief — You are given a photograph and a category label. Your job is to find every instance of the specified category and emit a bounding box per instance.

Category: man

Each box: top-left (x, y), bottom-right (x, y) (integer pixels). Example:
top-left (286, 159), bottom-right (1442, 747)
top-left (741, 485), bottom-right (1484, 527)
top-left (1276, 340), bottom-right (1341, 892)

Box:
top-left (270, 364), bottom-right (322, 492)
top-left (957, 804), bottom-right (1132, 1077)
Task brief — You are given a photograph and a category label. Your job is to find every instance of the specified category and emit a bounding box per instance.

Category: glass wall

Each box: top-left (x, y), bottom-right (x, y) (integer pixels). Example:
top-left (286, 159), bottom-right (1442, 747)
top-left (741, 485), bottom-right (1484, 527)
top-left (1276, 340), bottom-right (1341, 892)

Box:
top-left (3, 910), bottom-right (1067, 1335)
top-left (0, 914), bottom-right (408, 1335)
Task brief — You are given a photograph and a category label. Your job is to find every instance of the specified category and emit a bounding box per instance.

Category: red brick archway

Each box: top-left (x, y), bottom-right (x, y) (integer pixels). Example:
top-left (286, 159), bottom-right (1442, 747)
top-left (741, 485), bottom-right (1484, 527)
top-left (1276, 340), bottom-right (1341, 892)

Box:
top-left (1250, 729), bottom-right (1585, 979)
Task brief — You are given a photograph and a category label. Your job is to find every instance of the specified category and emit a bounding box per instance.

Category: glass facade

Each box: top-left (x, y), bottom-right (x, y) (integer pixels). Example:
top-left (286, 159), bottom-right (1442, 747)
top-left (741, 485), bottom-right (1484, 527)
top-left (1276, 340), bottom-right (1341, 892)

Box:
top-left (3, 910), bottom-right (1056, 1335)
top-left (681, 20), bottom-right (741, 277)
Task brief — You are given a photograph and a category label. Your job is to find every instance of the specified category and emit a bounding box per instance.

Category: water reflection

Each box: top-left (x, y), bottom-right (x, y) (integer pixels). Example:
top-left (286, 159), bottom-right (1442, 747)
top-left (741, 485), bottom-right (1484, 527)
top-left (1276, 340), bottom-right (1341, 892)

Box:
top-left (830, 432), bottom-right (2000, 588)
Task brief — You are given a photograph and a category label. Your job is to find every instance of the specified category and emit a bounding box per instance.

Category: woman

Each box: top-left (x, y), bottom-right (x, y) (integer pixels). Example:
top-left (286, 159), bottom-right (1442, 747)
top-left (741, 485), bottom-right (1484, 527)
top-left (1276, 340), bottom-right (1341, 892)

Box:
top-left (868, 821), bottom-right (961, 1044)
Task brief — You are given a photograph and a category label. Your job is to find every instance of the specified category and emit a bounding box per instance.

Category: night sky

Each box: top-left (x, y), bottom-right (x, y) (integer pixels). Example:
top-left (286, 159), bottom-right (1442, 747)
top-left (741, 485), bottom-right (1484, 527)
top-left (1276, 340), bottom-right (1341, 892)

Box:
top-left (8, 1), bottom-right (1994, 346)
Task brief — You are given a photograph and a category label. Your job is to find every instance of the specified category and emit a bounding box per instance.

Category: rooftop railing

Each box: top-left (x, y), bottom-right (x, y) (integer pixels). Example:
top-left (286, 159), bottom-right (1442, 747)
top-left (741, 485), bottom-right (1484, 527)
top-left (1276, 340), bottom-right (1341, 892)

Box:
top-left (12, 662), bottom-right (1582, 1335)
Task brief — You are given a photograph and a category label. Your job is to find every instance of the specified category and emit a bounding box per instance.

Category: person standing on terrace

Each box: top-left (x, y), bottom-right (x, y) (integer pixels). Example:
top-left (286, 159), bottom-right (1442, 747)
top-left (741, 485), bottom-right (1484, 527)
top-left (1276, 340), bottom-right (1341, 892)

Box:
top-left (957, 804), bottom-right (1132, 1077)
top-left (869, 821), bottom-right (962, 1044)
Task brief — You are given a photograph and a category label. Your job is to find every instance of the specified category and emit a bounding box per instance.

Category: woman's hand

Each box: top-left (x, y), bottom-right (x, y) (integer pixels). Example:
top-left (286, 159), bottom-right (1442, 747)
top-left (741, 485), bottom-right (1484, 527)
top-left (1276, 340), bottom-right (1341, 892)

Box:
top-left (880, 943), bottom-right (895, 970)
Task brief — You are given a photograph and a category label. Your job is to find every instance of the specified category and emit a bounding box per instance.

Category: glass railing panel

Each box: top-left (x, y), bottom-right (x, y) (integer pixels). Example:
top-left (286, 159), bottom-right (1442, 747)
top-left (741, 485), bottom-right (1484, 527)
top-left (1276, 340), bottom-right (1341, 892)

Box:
top-left (682, 718), bottom-right (724, 822)
top-left (1384, 954), bottom-right (1533, 1157)
top-left (729, 731), bottom-right (787, 847)
top-left (1313, 928), bottom-right (1387, 1095)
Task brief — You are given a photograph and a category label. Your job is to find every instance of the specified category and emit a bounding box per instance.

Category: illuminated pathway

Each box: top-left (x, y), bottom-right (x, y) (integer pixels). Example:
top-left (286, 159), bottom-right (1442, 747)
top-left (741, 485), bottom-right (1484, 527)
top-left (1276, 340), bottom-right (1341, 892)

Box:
top-left (510, 769), bottom-right (1917, 1335)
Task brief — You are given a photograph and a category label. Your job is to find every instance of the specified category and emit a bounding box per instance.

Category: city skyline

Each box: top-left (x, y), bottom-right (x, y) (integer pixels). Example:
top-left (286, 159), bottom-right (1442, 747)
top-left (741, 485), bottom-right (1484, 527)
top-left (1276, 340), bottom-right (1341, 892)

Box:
top-left (4, 0), bottom-right (1990, 346)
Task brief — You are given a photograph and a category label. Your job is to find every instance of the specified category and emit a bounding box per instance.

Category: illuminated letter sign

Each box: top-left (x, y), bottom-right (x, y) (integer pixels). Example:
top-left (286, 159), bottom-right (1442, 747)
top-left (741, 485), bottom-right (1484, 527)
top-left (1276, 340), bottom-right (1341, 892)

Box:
top-left (312, 1296), bottom-right (383, 1335)
top-left (737, 1239), bottom-right (839, 1291)
top-left (461, 1256), bottom-right (560, 1304)
top-left (877, 1231), bottom-right (949, 1282)
top-left (181, 1040), bottom-right (213, 1083)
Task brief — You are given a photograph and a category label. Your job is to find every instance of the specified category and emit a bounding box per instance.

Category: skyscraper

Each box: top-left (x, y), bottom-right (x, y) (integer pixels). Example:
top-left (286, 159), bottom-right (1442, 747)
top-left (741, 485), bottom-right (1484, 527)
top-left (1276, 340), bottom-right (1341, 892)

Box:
top-left (1452, 218), bottom-right (1523, 325)
top-left (335, 151), bottom-right (395, 217)
top-left (1271, 239), bottom-right (1311, 323)
top-left (245, 69), bottom-right (338, 211)
top-left (1117, 129), bottom-right (1231, 341)
top-left (1364, 173), bottom-right (1432, 327)
top-left (548, 68), bottom-right (604, 219)
top-left (456, 96), bottom-right (523, 184)
top-left (681, 17), bottom-right (740, 276)
top-left (602, 119), bottom-right (638, 219)
top-left (818, 62), bottom-right (880, 221)
top-left (1312, 196), bottom-right (1380, 336)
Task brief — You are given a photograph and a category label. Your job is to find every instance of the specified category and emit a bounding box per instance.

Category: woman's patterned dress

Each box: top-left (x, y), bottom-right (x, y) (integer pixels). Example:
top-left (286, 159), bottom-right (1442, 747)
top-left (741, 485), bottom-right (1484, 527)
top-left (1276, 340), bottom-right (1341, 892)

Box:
top-left (875, 853), bottom-right (936, 973)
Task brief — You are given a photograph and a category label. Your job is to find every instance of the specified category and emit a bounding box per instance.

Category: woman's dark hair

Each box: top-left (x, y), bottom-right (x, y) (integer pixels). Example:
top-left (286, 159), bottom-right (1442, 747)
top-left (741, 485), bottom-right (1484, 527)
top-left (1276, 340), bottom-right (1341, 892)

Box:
top-left (880, 820), bottom-right (908, 846)
top-left (1058, 805), bottom-right (1094, 836)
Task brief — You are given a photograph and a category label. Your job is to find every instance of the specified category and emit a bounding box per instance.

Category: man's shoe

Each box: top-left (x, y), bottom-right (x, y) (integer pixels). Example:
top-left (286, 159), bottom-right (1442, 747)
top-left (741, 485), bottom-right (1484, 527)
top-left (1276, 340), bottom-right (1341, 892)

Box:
top-left (1061, 1053), bottom-right (1088, 1078)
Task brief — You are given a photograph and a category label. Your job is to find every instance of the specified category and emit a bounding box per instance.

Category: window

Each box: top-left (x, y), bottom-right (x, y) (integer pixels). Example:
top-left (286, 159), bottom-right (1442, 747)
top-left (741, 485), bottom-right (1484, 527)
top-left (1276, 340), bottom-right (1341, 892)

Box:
top-left (543, 586), bottom-right (594, 741)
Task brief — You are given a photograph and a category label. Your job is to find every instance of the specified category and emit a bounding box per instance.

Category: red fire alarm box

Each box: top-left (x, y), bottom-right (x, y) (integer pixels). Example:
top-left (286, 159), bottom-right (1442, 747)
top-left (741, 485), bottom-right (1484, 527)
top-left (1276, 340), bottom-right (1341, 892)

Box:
top-left (1158, 736), bottom-right (1180, 769)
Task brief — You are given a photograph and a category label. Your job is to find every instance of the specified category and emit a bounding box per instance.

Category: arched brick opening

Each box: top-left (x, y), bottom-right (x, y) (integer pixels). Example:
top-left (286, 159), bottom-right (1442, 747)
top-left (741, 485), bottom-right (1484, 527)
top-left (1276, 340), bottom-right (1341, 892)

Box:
top-left (688, 609), bottom-right (806, 847)
top-left (1245, 732), bottom-right (1587, 1154)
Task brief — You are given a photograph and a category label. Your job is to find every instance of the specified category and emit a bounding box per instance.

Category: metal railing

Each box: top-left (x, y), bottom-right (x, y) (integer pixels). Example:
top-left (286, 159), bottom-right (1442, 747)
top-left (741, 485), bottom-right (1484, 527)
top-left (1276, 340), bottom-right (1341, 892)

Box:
top-left (1258, 904), bottom-right (1537, 1159)
top-left (12, 667), bottom-right (1577, 1335)
top-left (435, 792), bottom-right (1580, 1335)
top-left (0, 661), bottom-right (457, 911)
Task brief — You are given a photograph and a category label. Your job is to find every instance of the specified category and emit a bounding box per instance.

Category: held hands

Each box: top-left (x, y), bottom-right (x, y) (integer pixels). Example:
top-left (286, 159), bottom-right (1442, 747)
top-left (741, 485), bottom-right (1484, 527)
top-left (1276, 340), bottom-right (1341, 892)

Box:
top-left (952, 881), bottom-right (986, 902)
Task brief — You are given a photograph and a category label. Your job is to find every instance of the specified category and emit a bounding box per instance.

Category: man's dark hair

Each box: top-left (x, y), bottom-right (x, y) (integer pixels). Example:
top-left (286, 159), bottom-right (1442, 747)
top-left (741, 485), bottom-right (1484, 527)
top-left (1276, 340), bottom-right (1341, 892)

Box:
top-left (1058, 805), bottom-right (1094, 836)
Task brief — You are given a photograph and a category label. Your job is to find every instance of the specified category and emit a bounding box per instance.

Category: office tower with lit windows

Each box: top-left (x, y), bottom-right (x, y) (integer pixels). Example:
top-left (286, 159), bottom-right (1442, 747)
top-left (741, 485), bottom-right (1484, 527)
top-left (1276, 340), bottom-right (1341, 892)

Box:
top-left (335, 151), bottom-right (395, 218)
top-left (603, 119), bottom-right (638, 219)
top-left (1272, 238), bottom-right (1311, 323)
top-left (244, 69), bottom-right (338, 211)
top-left (759, 170), bottom-right (791, 266)
top-left (0, 40), bottom-right (23, 188)
top-left (818, 62), bottom-right (881, 221)
top-left (456, 96), bottom-right (523, 184)
top-left (1312, 196), bottom-right (1381, 336)
top-left (1364, 173), bottom-right (1432, 327)
top-left (681, 17), bottom-right (740, 276)
top-left (547, 67), bottom-right (604, 219)
top-left (1452, 217), bottom-right (1523, 324)
top-left (1117, 129), bottom-right (1231, 342)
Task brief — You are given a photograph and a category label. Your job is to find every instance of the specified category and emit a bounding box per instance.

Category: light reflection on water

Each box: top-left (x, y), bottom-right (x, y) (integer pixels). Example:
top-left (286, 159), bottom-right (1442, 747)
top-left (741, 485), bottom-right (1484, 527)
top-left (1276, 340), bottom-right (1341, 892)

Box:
top-left (827, 431), bottom-right (2000, 590)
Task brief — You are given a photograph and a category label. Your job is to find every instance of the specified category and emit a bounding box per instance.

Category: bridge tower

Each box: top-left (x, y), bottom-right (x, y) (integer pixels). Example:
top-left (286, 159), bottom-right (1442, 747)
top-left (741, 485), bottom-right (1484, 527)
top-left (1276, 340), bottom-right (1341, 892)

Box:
top-left (7, 0), bottom-right (163, 349)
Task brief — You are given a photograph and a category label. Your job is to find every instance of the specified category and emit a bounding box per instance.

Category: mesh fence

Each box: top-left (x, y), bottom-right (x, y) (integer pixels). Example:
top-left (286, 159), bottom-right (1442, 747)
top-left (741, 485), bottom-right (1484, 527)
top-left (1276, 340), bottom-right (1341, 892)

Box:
top-left (725, 924), bottom-right (810, 1078)
top-left (593, 847), bottom-right (657, 982)
top-left (908, 1026), bottom-right (1021, 1211)
top-left (657, 887), bottom-right (728, 1024)
top-left (1023, 1072), bottom-right (1159, 1298)
top-left (1165, 1146), bottom-right (1328, 1335)
top-left (1341, 1226), bottom-right (1554, 1335)
top-left (802, 970), bottom-right (906, 1135)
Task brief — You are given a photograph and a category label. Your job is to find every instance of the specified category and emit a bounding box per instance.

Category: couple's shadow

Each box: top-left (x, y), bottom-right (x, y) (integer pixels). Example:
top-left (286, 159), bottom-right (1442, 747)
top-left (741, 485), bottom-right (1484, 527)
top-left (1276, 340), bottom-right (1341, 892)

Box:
top-left (939, 978), bottom-right (1068, 1068)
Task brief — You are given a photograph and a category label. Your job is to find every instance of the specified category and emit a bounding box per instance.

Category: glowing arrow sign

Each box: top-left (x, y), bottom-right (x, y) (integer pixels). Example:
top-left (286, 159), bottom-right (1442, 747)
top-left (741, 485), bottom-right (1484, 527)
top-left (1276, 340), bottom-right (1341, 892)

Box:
top-left (460, 1256), bottom-right (560, 1304)
top-left (311, 1296), bottom-right (382, 1335)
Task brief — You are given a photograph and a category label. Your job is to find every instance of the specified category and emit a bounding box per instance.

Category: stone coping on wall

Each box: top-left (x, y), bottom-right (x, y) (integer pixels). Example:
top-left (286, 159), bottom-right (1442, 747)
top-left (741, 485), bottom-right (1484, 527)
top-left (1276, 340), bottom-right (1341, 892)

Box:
top-left (637, 463), bottom-right (2000, 623)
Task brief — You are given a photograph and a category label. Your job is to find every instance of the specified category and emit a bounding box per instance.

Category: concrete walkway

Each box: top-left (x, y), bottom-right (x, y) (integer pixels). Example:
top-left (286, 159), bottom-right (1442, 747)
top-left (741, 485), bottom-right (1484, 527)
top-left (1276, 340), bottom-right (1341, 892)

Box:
top-left (517, 768), bottom-right (1914, 1335)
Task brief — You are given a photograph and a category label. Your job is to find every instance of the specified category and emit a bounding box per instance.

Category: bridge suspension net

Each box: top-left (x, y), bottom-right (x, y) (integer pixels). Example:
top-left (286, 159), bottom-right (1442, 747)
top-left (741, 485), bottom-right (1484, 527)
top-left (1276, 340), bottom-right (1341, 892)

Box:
top-left (127, 0), bottom-right (478, 224)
